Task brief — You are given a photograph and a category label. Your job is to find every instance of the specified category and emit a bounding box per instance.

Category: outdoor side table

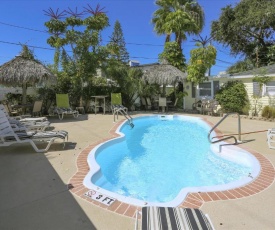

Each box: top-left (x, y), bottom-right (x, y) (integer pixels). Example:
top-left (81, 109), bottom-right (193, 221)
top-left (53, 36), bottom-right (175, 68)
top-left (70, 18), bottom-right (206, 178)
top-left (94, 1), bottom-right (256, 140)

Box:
top-left (91, 95), bottom-right (108, 115)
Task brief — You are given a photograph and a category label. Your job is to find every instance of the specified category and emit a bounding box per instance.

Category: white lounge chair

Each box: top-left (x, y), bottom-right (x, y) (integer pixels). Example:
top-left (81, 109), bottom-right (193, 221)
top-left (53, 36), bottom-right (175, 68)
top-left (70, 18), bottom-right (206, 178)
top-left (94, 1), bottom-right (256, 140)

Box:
top-left (135, 206), bottom-right (214, 230)
top-left (2, 101), bottom-right (20, 116)
top-left (0, 110), bottom-right (68, 153)
top-left (0, 104), bottom-right (50, 131)
top-left (267, 128), bottom-right (275, 149)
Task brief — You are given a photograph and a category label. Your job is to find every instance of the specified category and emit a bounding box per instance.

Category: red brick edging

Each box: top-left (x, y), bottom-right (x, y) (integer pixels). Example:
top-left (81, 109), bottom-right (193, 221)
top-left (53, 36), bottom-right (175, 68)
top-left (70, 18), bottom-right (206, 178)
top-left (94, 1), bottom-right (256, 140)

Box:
top-left (68, 116), bottom-right (275, 219)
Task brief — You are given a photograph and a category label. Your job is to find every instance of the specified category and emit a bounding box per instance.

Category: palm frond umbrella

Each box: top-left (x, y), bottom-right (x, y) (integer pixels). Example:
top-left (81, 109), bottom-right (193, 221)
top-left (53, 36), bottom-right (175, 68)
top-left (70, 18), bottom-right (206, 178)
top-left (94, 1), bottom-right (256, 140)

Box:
top-left (0, 46), bottom-right (56, 105)
top-left (142, 63), bottom-right (187, 96)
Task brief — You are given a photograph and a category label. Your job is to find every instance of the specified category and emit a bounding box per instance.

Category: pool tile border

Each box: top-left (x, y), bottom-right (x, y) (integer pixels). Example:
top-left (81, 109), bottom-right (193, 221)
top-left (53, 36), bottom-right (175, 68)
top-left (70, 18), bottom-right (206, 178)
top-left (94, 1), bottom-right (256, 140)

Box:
top-left (68, 116), bottom-right (275, 219)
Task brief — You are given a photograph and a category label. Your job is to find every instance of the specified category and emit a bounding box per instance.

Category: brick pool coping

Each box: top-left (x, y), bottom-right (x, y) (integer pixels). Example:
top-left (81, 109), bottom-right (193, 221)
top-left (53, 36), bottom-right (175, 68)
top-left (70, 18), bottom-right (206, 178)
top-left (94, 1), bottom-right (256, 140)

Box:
top-left (68, 116), bottom-right (275, 219)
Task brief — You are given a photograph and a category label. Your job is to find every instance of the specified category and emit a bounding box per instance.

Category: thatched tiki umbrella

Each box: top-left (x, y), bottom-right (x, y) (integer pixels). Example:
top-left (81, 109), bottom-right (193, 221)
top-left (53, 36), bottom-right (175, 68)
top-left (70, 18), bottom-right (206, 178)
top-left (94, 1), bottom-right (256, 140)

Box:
top-left (0, 46), bottom-right (56, 105)
top-left (142, 62), bottom-right (187, 96)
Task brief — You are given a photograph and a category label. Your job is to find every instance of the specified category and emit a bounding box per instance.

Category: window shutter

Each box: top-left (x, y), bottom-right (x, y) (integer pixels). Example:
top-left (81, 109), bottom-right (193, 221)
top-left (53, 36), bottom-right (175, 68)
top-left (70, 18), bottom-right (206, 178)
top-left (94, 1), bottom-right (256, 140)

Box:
top-left (213, 81), bottom-right (220, 96)
top-left (253, 82), bottom-right (261, 97)
top-left (192, 82), bottom-right (196, 98)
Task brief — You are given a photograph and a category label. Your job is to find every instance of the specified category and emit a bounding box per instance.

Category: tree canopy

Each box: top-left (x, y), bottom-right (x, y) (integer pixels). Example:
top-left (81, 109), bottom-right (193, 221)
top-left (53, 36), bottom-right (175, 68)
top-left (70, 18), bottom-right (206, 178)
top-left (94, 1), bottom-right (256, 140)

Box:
top-left (159, 41), bottom-right (186, 72)
top-left (44, 5), bottom-right (110, 105)
top-left (152, 0), bottom-right (204, 49)
top-left (44, 5), bottom-right (109, 80)
top-left (226, 59), bottom-right (253, 74)
top-left (187, 43), bottom-right (216, 84)
top-left (211, 0), bottom-right (275, 68)
top-left (107, 20), bottom-right (129, 64)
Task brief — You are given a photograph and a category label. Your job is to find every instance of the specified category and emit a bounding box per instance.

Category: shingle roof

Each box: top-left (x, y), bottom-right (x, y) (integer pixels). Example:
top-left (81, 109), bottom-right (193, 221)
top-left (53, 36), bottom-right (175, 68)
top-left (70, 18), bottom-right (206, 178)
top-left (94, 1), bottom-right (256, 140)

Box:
top-left (231, 64), bottom-right (275, 76)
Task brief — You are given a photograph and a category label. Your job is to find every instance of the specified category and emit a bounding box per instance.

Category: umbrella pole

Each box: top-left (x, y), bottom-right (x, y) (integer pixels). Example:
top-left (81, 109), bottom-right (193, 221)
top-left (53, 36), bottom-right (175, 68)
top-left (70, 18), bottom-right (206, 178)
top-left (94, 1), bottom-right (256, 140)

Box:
top-left (162, 84), bottom-right (166, 96)
top-left (162, 84), bottom-right (166, 113)
top-left (22, 82), bottom-right (27, 105)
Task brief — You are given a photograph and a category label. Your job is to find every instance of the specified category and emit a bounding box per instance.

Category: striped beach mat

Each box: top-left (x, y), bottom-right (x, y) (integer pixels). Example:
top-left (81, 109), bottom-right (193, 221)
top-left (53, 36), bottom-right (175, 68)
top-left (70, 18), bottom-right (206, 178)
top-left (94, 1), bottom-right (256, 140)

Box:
top-left (141, 207), bottom-right (214, 230)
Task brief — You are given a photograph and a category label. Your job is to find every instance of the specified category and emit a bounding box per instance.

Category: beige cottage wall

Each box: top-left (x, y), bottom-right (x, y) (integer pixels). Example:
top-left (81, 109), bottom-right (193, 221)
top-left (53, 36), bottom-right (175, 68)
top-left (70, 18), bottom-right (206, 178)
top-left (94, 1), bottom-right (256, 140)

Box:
top-left (183, 81), bottom-right (195, 110)
top-left (240, 77), bottom-right (275, 114)
top-left (183, 78), bottom-right (229, 110)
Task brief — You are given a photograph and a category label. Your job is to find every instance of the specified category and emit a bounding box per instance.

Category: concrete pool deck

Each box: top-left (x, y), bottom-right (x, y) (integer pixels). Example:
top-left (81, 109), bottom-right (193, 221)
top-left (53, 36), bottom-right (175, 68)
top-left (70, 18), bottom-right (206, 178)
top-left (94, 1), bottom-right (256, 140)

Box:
top-left (1, 112), bottom-right (275, 229)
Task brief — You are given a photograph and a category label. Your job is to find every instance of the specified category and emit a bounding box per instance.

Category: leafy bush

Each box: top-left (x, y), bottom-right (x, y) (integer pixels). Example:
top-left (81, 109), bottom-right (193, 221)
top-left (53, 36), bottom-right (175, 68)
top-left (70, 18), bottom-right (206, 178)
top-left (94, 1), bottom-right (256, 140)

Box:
top-left (261, 106), bottom-right (270, 118)
top-left (37, 87), bottom-right (56, 115)
top-left (261, 105), bottom-right (275, 119)
top-left (215, 80), bottom-right (248, 113)
top-left (5, 93), bottom-right (35, 105)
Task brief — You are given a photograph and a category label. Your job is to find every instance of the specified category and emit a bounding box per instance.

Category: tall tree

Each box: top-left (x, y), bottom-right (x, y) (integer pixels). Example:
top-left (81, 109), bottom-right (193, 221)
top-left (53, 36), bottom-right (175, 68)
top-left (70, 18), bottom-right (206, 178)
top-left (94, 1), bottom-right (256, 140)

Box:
top-left (159, 41), bottom-right (186, 98)
top-left (44, 4), bottom-right (109, 104)
top-left (187, 42), bottom-right (217, 84)
top-left (107, 20), bottom-right (129, 64)
top-left (159, 41), bottom-right (186, 71)
top-left (152, 0), bottom-right (204, 49)
top-left (211, 0), bottom-right (275, 68)
top-left (226, 59), bottom-right (253, 74)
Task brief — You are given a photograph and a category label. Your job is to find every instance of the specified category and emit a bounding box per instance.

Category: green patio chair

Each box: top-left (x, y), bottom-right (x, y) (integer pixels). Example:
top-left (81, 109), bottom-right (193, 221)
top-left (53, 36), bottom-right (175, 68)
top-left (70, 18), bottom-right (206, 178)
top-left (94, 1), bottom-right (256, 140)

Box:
top-left (54, 94), bottom-right (79, 120)
top-left (111, 93), bottom-right (133, 126)
top-left (111, 93), bottom-right (128, 114)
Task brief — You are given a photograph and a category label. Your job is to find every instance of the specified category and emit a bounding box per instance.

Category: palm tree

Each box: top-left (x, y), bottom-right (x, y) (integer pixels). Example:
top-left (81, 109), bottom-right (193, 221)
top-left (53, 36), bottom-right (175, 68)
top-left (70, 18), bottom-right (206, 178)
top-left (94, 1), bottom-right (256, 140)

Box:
top-left (152, 0), bottom-right (205, 49)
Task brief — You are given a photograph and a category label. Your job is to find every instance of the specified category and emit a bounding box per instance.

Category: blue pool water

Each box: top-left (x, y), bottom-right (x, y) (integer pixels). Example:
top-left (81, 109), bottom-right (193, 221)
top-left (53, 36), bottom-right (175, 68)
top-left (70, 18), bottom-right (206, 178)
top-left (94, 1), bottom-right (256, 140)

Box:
top-left (85, 115), bottom-right (258, 205)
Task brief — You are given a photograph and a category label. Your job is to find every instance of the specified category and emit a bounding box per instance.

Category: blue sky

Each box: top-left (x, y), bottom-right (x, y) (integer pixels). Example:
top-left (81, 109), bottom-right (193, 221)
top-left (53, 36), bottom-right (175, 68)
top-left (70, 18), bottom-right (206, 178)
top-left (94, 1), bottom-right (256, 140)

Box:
top-left (0, 0), bottom-right (240, 75)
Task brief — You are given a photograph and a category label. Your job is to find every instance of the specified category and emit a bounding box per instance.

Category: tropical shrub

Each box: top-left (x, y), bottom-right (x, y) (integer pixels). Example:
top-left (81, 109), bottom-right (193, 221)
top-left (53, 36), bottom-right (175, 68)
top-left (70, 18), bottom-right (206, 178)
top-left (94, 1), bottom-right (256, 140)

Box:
top-left (215, 80), bottom-right (248, 113)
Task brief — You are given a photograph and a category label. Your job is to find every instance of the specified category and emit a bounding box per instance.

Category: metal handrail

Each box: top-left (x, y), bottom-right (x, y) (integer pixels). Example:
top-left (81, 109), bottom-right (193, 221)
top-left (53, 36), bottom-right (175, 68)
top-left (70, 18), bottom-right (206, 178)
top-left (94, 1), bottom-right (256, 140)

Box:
top-left (208, 112), bottom-right (242, 152)
top-left (114, 107), bottom-right (134, 128)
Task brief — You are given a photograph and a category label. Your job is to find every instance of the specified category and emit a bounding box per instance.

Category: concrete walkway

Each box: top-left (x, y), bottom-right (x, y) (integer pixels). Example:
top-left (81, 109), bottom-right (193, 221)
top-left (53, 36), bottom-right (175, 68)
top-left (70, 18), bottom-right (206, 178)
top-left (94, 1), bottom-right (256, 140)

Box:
top-left (0, 112), bottom-right (275, 230)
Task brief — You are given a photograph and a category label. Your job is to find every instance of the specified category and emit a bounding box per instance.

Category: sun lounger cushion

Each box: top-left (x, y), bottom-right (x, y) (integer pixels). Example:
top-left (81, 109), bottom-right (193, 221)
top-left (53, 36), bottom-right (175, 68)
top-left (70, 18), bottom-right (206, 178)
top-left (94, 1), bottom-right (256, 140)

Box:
top-left (4, 130), bottom-right (68, 141)
top-left (141, 207), bottom-right (214, 230)
top-left (19, 116), bottom-right (48, 122)
top-left (112, 105), bottom-right (128, 112)
top-left (53, 107), bottom-right (79, 120)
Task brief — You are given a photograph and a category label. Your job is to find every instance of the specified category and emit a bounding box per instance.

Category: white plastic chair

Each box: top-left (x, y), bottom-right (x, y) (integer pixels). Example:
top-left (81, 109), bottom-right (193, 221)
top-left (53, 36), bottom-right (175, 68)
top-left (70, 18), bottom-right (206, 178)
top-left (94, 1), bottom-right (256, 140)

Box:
top-left (158, 97), bottom-right (167, 112)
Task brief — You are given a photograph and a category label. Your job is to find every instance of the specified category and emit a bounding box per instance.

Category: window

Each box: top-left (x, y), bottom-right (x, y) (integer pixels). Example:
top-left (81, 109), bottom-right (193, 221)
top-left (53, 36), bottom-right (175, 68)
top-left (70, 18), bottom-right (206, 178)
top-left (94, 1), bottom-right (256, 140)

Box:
top-left (264, 81), bottom-right (275, 96)
top-left (198, 82), bottom-right (211, 97)
top-left (194, 80), bottom-right (220, 98)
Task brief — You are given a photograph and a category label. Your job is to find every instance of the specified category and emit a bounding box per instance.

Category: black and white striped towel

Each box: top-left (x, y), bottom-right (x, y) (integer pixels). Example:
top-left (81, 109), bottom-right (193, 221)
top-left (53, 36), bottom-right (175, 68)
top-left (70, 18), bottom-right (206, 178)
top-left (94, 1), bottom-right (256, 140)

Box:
top-left (141, 207), bottom-right (214, 230)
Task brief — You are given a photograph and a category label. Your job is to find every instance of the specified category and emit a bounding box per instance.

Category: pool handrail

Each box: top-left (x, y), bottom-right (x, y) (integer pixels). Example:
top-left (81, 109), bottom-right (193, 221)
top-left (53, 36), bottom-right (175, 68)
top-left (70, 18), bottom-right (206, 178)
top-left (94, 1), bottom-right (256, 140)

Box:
top-left (208, 112), bottom-right (242, 152)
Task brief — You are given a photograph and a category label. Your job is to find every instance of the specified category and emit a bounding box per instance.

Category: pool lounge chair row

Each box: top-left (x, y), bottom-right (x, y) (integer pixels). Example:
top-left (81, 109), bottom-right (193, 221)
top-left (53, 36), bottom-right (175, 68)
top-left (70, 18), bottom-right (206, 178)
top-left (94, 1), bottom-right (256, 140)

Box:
top-left (3, 94), bottom-right (80, 121)
top-left (0, 108), bottom-right (68, 153)
top-left (0, 104), bottom-right (50, 131)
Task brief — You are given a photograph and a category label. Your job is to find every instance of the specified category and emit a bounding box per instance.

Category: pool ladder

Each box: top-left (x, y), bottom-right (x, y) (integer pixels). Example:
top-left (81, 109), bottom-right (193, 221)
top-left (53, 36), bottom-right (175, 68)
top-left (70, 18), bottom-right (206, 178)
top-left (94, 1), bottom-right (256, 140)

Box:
top-left (208, 113), bottom-right (242, 152)
top-left (113, 108), bottom-right (134, 128)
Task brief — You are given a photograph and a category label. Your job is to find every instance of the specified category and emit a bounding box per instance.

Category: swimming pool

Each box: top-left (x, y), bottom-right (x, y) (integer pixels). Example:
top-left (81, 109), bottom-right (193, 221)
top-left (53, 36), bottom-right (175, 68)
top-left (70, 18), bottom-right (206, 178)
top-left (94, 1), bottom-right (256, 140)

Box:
top-left (84, 115), bottom-right (260, 206)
